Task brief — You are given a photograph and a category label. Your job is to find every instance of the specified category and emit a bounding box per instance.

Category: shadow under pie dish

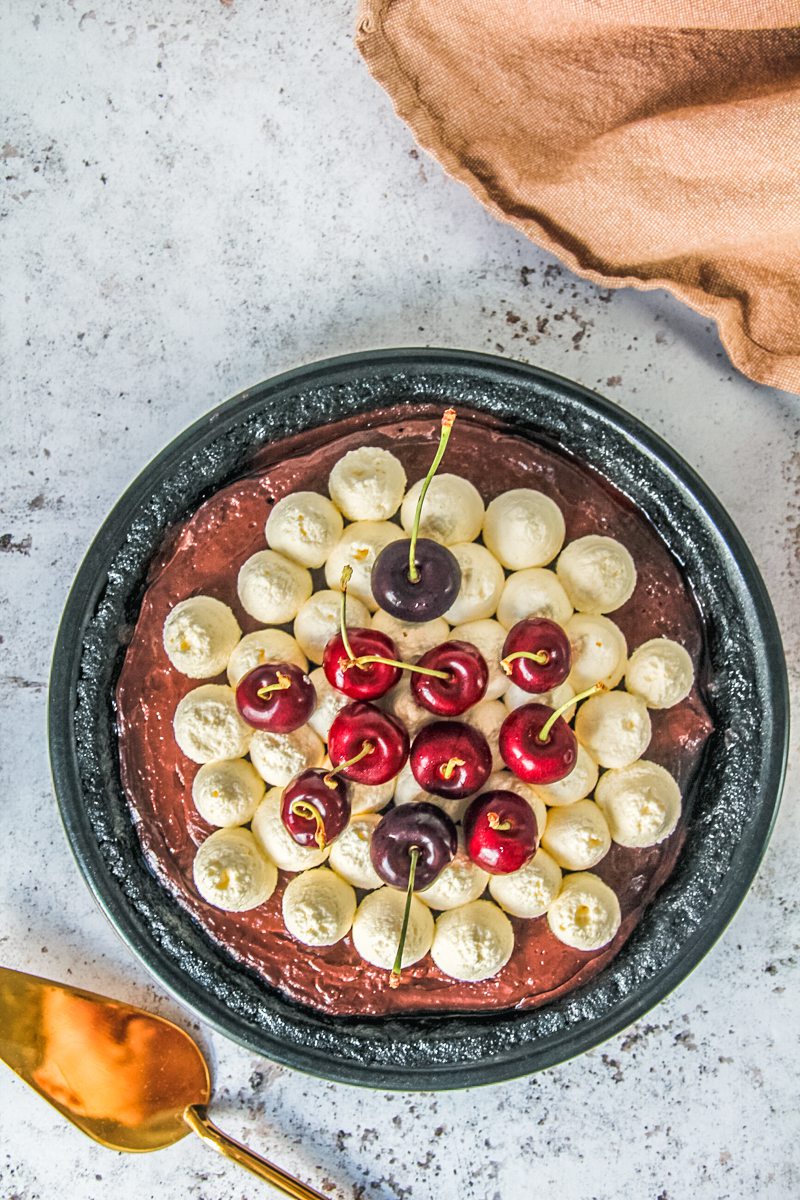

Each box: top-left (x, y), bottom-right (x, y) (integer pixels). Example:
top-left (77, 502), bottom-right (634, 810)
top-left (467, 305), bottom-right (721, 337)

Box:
top-left (49, 349), bottom-right (788, 1089)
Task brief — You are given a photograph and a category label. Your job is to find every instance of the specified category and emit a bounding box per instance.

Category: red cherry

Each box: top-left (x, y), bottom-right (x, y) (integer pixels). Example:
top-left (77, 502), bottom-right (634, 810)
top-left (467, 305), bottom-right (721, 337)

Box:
top-left (500, 618), bottom-right (571, 693)
top-left (235, 662), bottom-right (316, 733)
top-left (410, 720), bottom-right (492, 800)
top-left (463, 790), bottom-right (539, 874)
top-left (281, 768), bottom-right (350, 849)
top-left (499, 702), bottom-right (577, 784)
top-left (327, 701), bottom-right (409, 786)
top-left (323, 628), bottom-right (401, 700)
top-left (410, 640), bottom-right (488, 716)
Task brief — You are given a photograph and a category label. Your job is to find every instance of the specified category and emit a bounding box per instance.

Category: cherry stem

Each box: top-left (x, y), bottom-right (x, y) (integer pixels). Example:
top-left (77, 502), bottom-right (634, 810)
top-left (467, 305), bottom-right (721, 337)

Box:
top-left (289, 799), bottom-right (327, 850)
top-left (323, 740), bottom-right (375, 787)
top-left (390, 845), bottom-right (420, 988)
top-left (407, 408), bottom-right (456, 584)
top-left (500, 650), bottom-right (549, 676)
top-left (538, 681), bottom-right (606, 743)
top-left (256, 671), bottom-right (292, 700)
top-left (487, 811), bottom-right (511, 831)
top-left (338, 565), bottom-right (357, 662)
top-left (440, 756), bottom-right (465, 780)
top-left (351, 654), bottom-right (450, 680)
top-left (338, 564), bottom-right (450, 680)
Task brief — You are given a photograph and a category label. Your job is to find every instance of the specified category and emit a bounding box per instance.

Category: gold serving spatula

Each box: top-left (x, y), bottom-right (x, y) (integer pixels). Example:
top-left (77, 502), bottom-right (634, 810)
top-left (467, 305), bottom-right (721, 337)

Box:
top-left (0, 966), bottom-right (329, 1198)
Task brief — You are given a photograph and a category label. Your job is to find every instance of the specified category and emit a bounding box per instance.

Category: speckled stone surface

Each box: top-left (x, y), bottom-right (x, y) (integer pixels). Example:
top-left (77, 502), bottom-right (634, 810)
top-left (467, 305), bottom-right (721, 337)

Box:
top-left (1, 2), bottom-right (799, 1197)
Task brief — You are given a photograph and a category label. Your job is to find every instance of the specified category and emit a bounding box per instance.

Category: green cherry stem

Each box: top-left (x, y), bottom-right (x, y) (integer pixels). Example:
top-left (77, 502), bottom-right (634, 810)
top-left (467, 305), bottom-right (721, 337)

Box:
top-left (499, 650), bottom-right (549, 676)
top-left (288, 799), bottom-right (327, 850)
top-left (407, 408), bottom-right (457, 584)
top-left (354, 654), bottom-right (450, 680)
top-left (338, 567), bottom-right (450, 680)
top-left (390, 846), bottom-right (420, 989)
top-left (439, 756), bottom-right (465, 780)
top-left (538, 681), bottom-right (606, 743)
top-left (338, 565), bottom-right (358, 662)
top-left (487, 810), bottom-right (511, 831)
top-left (256, 671), bottom-right (292, 700)
top-left (323, 741), bottom-right (375, 788)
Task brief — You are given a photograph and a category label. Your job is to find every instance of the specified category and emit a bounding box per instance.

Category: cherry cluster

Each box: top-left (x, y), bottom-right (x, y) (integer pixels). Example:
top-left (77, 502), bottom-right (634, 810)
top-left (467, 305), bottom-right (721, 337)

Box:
top-left (232, 409), bottom-right (596, 984)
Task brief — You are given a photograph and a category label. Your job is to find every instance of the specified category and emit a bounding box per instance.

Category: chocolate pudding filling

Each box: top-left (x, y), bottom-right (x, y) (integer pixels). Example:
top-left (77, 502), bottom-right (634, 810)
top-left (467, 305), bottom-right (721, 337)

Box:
top-left (116, 409), bottom-right (713, 1017)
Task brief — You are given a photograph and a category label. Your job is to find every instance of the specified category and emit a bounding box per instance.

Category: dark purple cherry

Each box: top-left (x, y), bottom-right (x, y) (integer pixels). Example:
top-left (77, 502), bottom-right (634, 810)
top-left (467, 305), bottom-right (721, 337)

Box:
top-left (501, 618), bottom-right (571, 693)
top-left (410, 720), bottom-right (492, 799)
top-left (411, 640), bottom-right (488, 715)
top-left (463, 790), bottom-right (538, 874)
top-left (235, 662), bottom-right (316, 733)
top-left (323, 628), bottom-right (401, 700)
top-left (371, 802), bottom-right (458, 891)
top-left (371, 537), bottom-right (461, 623)
top-left (371, 800), bottom-right (458, 987)
top-left (371, 408), bottom-right (461, 623)
top-left (280, 768), bottom-right (350, 849)
top-left (327, 701), bottom-right (409, 785)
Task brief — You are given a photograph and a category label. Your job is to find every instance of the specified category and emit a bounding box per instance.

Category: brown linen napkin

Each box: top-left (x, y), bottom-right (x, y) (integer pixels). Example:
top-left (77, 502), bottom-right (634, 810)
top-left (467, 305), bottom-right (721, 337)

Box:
top-left (357, 1), bottom-right (800, 393)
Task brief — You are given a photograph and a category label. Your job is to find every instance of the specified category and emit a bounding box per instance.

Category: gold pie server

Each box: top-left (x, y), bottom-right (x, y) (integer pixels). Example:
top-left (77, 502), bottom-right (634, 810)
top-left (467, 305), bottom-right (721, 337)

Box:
top-left (0, 966), bottom-right (329, 1198)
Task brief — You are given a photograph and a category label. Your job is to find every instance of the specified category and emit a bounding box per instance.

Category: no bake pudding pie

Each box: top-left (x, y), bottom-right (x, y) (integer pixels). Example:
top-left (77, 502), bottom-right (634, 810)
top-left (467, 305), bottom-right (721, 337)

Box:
top-left (116, 407), bottom-right (713, 1017)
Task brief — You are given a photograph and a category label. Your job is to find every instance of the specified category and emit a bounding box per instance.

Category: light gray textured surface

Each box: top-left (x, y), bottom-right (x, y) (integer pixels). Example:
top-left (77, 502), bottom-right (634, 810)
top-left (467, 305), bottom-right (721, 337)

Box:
top-left (1, 3), bottom-right (798, 1198)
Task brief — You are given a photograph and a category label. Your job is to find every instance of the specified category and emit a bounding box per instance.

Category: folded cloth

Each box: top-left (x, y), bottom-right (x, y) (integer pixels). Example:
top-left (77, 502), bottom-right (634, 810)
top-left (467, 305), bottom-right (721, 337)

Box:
top-left (357, 1), bottom-right (800, 393)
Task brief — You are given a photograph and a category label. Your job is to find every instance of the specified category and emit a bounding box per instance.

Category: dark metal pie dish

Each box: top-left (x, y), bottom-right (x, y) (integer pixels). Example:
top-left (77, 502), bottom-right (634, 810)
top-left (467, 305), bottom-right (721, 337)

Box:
top-left (49, 349), bottom-right (788, 1089)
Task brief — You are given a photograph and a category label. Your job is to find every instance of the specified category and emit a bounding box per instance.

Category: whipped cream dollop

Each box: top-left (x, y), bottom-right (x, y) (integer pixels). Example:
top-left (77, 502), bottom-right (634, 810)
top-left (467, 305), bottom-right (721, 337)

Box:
top-left (173, 684), bottom-right (252, 763)
top-left (371, 610), bottom-right (450, 662)
top-left (489, 848), bottom-right (563, 919)
top-left (502, 679), bottom-right (576, 722)
top-left (400, 472), bottom-right (484, 545)
top-left (464, 699), bottom-right (507, 772)
top-left (325, 520), bottom-right (405, 610)
top-left (193, 827), bottom-right (277, 912)
top-left (532, 741), bottom-right (599, 807)
top-left (443, 542), bottom-right (505, 625)
top-left (237, 549), bottom-right (312, 625)
top-left (306, 668), bottom-right (352, 740)
top-left (497, 567), bottom-right (574, 630)
top-left (557, 535), bottom-right (637, 614)
top-left (226, 628), bottom-right (308, 687)
top-left (546, 871), bottom-right (621, 950)
top-left (448, 618), bottom-right (509, 700)
top-left (163, 595), bottom-right (241, 679)
top-left (417, 836), bottom-right (490, 911)
top-left (482, 488), bottom-right (566, 569)
top-left (328, 446), bottom-right (407, 521)
top-left (381, 678), bottom-right (434, 739)
top-left (625, 637), bottom-right (694, 709)
top-left (541, 799), bottom-right (612, 871)
top-left (575, 689), bottom-right (652, 769)
top-left (431, 899), bottom-right (515, 981)
top-left (192, 757), bottom-right (265, 827)
top-left (249, 724), bottom-right (325, 787)
top-left (352, 887), bottom-right (434, 970)
top-left (282, 867), bottom-right (357, 946)
top-left (566, 612), bottom-right (628, 692)
top-left (294, 589), bottom-right (370, 665)
top-left (328, 813), bottom-right (384, 890)
top-left (595, 759), bottom-right (682, 847)
top-left (266, 490), bottom-right (343, 568)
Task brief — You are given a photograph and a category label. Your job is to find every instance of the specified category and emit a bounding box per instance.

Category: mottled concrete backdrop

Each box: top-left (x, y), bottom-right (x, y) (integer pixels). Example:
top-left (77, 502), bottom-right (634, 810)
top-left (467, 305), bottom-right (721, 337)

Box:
top-left (1, 3), bottom-right (798, 1198)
